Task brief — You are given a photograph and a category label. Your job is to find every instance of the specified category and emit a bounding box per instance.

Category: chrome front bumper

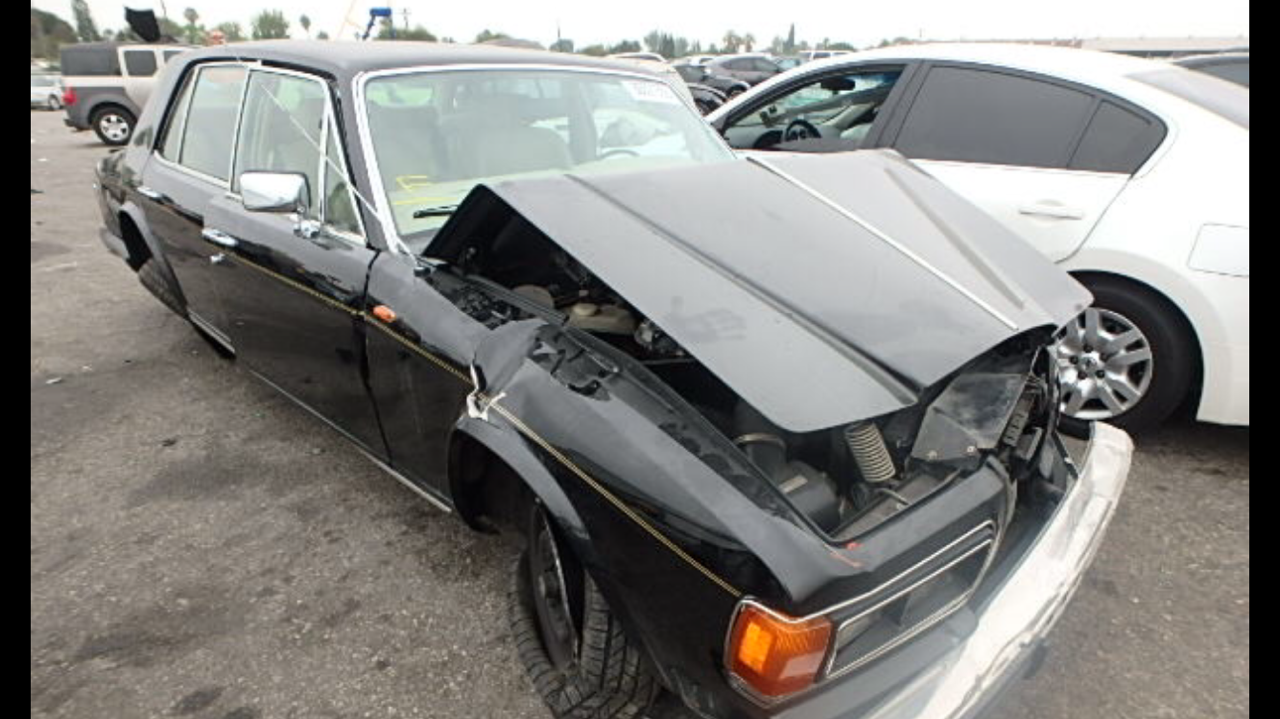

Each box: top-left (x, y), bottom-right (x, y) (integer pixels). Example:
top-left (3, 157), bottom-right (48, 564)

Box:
top-left (777, 423), bottom-right (1132, 719)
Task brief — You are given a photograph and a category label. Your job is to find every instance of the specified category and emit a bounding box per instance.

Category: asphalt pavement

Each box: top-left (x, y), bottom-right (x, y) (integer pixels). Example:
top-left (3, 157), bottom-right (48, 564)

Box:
top-left (31, 109), bottom-right (1248, 719)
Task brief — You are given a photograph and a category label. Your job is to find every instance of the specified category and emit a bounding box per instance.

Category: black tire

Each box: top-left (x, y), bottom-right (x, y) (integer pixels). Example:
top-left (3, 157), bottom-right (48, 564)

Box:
top-left (1059, 277), bottom-right (1195, 434)
top-left (694, 98), bottom-right (715, 115)
top-left (46, 95), bottom-right (62, 111)
top-left (91, 106), bottom-right (135, 146)
top-left (508, 510), bottom-right (658, 719)
top-left (726, 87), bottom-right (745, 99)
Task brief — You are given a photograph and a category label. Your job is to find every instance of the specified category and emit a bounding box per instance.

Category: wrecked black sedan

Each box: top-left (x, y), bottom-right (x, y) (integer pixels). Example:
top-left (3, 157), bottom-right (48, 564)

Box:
top-left (94, 41), bottom-right (1132, 719)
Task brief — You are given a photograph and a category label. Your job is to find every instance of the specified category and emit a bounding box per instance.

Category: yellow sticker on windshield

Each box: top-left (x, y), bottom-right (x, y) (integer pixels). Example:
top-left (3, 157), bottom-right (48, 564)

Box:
top-left (396, 175), bottom-right (433, 191)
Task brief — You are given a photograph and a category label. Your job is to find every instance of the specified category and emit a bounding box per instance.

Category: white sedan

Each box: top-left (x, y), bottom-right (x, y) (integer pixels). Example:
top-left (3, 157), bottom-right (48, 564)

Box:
top-left (708, 43), bottom-right (1248, 431)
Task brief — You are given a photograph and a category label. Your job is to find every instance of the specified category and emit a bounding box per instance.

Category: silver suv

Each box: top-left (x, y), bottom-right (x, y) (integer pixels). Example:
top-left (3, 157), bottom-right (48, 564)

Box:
top-left (59, 42), bottom-right (191, 145)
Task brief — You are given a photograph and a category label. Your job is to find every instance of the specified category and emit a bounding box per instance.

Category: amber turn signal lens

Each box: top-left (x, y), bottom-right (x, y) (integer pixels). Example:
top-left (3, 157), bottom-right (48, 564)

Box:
top-left (371, 305), bottom-right (397, 323)
top-left (727, 602), bottom-right (832, 698)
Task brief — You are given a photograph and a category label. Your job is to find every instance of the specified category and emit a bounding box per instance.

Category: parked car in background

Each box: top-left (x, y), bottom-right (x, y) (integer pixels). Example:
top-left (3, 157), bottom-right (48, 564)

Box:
top-left (773, 55), bottom-right (803, 71)
top-left (674, 62), bottom-right (751, 99)
top-left (608, 51), bottom-right (667, 63)
top-left (1173, 52), bottom-right (1249, 87)
top-left (705, 53), bottom-right (783, 85)
top-left (30, 73), bottom-right (65, 110)
top-left (673, 54), bottom-right (717, 66)
top-left (94, 39), bottom-right (1131, 719)
top-left (709, 43), bottom-right (1249, 431)
top-left (801, 49), bottom-right (854, 63)
top-left (59, 42), bottom-right (192, 145)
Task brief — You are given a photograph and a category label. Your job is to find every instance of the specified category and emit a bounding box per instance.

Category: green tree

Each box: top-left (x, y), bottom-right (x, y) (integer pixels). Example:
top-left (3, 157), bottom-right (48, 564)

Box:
top-left (607, 39), bottom-right (640, 53)
top-left (474, 29), bottom-right (510, 43)
top-left (721, 30), bottom-right (741, 53)
top-left (549, 38), bottom-right (574, 52)
top-left (742, 33), bottom-right (755, 51)
top-left (213, 21), bottom-right (245, 42)
top-left (579, 43), bottom-right (606, 56)
top-left (316, 30), bottom-right (329, 40)
top-left (250, 10), bottom-right (290, 39)
top-left (299, 14), bottom-right (311, 38)
top-left (30, 8), bottom-right (77, 60)
top-left (71, 0), bottom-right (100, 42)
top-left (182, 8), bottom-right (205, 44)
top-left (159, 16), bottom-right (185, 40)
top-left (827, 41), bottom-right (856, 51)
top-left (785, 23), bottom-right (795, 54)
top-left (377, 22), bottom-right (436, 41)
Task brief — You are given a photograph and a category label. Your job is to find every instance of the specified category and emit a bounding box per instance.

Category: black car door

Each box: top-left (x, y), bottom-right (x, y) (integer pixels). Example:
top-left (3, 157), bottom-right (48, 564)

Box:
top-left (138, 62), bottom-right (248, 344)
top-left (202, 67), bottom-right (388, 457)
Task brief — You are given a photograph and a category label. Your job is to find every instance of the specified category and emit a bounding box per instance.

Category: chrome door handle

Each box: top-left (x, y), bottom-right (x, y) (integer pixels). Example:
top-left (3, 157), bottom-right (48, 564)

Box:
top-left (201, 228), bottom-right (239, 248)
top-left (1017, 203), bottom-right (1086, 220)
top-left (137, 185), bottom-right (166, 202)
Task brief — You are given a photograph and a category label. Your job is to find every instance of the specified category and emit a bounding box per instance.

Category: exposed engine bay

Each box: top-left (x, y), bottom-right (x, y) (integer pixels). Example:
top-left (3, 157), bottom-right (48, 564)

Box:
top-left (436, 217), bottom-right (1065, 538)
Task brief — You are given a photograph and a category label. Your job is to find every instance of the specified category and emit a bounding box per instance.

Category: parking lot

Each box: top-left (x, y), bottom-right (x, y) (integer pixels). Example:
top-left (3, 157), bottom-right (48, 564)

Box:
top-left (31, 107), bottom-right (1247, 718)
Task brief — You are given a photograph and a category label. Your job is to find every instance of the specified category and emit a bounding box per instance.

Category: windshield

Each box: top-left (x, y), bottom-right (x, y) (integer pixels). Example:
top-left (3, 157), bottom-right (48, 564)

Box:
top-left (1129, 67), bottom-right (1249, 129)
top-left (362, 68), bottom-right (735, 238)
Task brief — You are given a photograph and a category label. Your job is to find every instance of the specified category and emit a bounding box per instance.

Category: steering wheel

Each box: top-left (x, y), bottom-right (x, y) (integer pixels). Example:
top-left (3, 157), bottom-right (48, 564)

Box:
top-left (782, 118), bottom-right (821, 143)
top-left (598, 148), bottom-right (640, 160)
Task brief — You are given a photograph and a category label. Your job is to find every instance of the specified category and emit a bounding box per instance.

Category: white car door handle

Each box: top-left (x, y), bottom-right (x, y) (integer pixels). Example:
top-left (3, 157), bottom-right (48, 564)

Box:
top-left (1018, 203), bottom-right (1086, 220)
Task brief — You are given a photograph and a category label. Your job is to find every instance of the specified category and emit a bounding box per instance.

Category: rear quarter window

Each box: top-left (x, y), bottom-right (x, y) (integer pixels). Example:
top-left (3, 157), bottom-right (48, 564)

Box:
top-left (123, 50), bottom-right (158, 77)
top-left (1068, 100), bottom-right (1166, 174)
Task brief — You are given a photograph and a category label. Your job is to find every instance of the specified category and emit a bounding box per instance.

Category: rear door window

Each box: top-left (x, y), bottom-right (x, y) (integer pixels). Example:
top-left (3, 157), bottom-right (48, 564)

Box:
top-left (122, 49), bottom-right (158, 77)
top-left (176, 65), bottom-right (248, 182)
top-left (893, 65), bottom-right (1095, 168)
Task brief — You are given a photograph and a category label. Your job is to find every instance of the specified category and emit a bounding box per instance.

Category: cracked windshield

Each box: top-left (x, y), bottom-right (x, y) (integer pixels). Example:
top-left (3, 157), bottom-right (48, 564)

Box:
top-left (363, 69), bottom-right (734, 237)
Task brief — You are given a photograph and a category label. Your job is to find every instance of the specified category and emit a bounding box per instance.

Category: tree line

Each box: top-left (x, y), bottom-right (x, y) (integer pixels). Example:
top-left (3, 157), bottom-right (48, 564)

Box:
top-left (33, 5), bottom-right (901, 61)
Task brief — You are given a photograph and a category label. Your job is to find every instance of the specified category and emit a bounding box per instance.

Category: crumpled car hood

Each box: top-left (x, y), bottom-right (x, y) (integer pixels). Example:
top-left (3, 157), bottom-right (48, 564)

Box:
top-left (429, 150), bottom-right (1091, 432)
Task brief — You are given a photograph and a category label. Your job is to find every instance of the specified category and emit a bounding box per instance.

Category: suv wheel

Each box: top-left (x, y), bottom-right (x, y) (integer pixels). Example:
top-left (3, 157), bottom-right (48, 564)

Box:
top-left (1053, 277), bottom-right (1194, 433)
top-left (46, 95), bottom-right (62, 111)
top-left (92, 106), bottom-right (135, 146)
top-left (509, 505), bottom-right (659, 718)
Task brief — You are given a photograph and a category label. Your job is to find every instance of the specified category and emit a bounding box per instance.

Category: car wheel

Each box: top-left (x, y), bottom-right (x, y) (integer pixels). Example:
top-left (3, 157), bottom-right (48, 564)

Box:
top-left (695, 98), bottom-right (715, 115)
top-left (91, 106), bottom-right (135, 146)
top-left (1053, 277), bottom-right (1194, 433)
top-left (509, 506), bottom-right (659, 719)
top-left (46, 95), bottom-right (62, 111)
top-left (727, 87), bottom-right (745, 99)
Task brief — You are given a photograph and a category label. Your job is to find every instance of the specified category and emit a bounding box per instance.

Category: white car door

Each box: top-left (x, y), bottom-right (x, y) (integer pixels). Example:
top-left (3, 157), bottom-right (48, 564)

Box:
top-left (909, 160), bottom-right (1128, 261)
top-left (888, 64), bottom-right (1166, 262)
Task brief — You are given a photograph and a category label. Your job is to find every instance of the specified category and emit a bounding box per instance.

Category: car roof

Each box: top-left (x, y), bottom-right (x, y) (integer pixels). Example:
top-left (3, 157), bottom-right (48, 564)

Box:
top-left (176, 40), bottom-right (656, 83)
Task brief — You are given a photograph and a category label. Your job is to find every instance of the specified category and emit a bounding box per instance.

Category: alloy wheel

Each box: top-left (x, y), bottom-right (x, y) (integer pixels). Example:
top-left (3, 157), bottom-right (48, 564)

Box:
top-left (529, 510), bottom-right (579, 670)
top-left (99, 113), bottom-right (130, 142)
top-left (1052, 306), bottom-right (1154, 421)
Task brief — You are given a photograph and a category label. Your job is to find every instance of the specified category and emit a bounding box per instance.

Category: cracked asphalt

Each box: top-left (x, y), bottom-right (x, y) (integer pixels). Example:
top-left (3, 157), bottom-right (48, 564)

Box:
top-left (31, 109), bottom-right (1248, 719)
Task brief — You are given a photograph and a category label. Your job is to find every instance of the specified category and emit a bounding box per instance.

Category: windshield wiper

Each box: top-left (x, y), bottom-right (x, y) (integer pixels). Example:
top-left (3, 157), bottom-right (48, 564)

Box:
top-left (412, 204), bottom-right (459, 219)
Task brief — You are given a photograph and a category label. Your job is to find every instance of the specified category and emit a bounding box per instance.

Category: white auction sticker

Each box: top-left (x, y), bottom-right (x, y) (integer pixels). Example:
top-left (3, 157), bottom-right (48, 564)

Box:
top-left (621, 80), bottom-right (680, 105)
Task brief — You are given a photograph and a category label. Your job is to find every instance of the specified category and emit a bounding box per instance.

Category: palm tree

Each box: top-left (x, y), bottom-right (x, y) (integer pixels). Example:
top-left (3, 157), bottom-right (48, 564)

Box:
top-left (722, 30), bottom-right (740, 53)
top-left (299, 14), bottom-right (311, 38)
top-left (742, 33), bottom-right (755, 51)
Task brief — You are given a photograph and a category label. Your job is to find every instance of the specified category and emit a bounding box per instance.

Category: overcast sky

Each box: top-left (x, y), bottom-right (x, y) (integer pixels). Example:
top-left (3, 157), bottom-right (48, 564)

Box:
top-left (33, 0), bottom-right (1249, 50)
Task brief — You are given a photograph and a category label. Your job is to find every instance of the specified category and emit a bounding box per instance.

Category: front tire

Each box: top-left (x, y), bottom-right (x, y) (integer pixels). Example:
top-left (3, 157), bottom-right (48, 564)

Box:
top-left (91, 106), bottom-right (135, 146)
top-left (508, 507), bottom-right (658, 719)
top-left (46, 95), bottom-right (62, 111)
top-left (1054, 277), bottom-right (1195, 433)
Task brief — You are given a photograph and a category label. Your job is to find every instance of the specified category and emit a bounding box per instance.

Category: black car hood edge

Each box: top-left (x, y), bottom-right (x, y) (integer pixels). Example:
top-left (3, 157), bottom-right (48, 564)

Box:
top-left (429, 150), bottom-right (1091, 432)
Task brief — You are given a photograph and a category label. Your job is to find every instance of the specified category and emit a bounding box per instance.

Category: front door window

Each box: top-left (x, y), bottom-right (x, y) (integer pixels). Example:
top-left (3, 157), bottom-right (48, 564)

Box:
top-left (723, 68), bottom-right (902, 152)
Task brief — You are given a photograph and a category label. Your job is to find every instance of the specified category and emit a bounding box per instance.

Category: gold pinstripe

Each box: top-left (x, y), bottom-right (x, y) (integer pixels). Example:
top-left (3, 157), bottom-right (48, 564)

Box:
top-left (487, 400), bottom-right (742, 599)
top-left (227, 250), bottom-right (742, 598)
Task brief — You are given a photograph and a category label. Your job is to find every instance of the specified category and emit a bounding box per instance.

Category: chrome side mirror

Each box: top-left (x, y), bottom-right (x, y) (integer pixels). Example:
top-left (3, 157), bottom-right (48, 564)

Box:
top-left (240, 171), bottom-right (309, 214)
